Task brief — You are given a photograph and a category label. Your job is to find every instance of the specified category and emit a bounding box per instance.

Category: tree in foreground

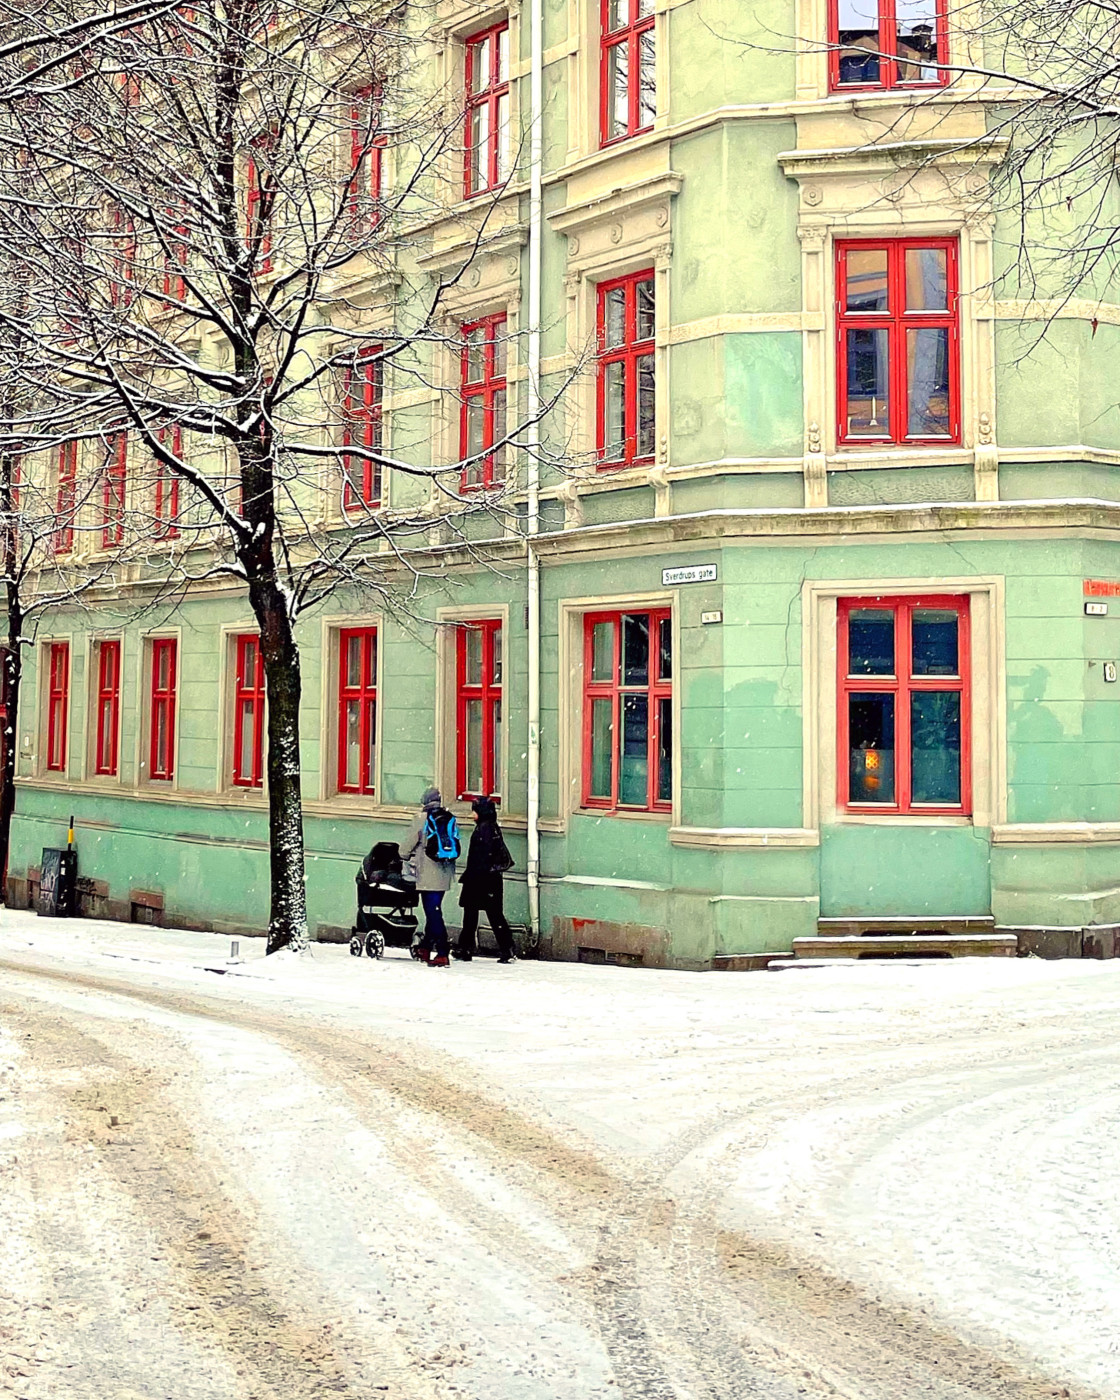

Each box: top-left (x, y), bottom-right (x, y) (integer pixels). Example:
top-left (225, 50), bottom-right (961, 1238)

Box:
top-left (0, 0), bottom-right (552, 950)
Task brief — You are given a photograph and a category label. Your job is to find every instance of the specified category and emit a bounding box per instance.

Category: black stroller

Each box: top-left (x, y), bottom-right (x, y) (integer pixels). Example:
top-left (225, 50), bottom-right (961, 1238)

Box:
top-left (349, 841), bottom-right (419, 959)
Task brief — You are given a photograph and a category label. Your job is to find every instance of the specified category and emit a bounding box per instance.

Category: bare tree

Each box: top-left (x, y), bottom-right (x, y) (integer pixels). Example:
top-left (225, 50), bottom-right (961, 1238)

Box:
top-left (0, 0), bottom-right (562, 951)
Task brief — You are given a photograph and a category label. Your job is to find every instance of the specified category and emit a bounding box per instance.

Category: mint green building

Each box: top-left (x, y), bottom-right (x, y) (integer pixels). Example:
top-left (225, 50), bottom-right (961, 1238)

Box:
top-left (9, 0), bottom-right (1120, 965)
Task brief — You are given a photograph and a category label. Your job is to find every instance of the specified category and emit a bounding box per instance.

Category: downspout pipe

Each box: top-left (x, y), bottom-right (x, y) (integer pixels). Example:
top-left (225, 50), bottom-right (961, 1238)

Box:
top-left (525, 0), bottom-right (543, 945)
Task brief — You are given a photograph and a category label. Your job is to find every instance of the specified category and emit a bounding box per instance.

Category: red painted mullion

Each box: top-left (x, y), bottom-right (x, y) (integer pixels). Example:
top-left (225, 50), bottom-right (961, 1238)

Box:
top-left (253, 644), bottom-right (265, 788)
top-left (880, 0), bottom-right (897, 88)
top-left (611, 616), bottom-right (621, 809)
top-left (896, 601), bottom-right (913, 812)
top-left (888, 245), bottom-right (907, 445)
top-left (482, 622), bottom-right (496, 795)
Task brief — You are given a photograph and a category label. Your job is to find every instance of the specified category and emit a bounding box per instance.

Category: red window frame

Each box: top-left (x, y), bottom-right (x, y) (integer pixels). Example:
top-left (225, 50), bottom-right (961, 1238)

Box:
top-left (101, 433), bottom-right (126, 548)
top-left (837, 595), bottom-right (971, 815)
top-left (464, 20), bottom-right (509, 197)
top-left (246, 130), bottom-right (276, 274)
top-left (110, 205), bottom-right (136, 307)
top-left (460, 313), bottom-right (507, 492)
top-left (149, 637), bottom-right (177, 782)
top-left (836, 237), bottom-right (960, 448)
top-left (45, 641), bottom-right (69, 774)
top-left (582, 608), bottom-right (671, 813)
top-left (456, 619), bottom-right (502, 801)
top-left (349, 84), bottom-right (385, 230)
top-left (337, 627), bottom-right (377, 795)
top-left (162, 208), bottom-right (188, 301)
top-left (600, 0), bottom-right (655, 147)
top-left (232, 633), bottom-right (265, 788)
top-left (94, 639), bottom-right (121, 777)
top-left (341, 348), bottom-right (383, 511)
top-left (55, 439), bottom-right (78, 555)
top-left (828, 0), bottom-right (948, 93)
top-left (596, 269), bottom-right (655, 471)
top-left (154, 424), bottom-right (181, 538)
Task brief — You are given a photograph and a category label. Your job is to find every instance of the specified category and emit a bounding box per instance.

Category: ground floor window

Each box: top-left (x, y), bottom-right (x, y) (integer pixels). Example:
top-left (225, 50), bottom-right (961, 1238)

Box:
top-left (45, 641), bottom-right (69, 773)
top-left (149, 637), bottom-right (178, 782)
top-left (232, 633), bottom-right (265, 788)
top-left (583, 608), bottom-right (671, 811)
top-left (93, 639), bottom-right (121, 776)
top-left (337, 627), bottom-right (377, 795)
top-left (456, 619), bottom-right (502, 800)
top-left (838, 595), bottom-right (970, 814)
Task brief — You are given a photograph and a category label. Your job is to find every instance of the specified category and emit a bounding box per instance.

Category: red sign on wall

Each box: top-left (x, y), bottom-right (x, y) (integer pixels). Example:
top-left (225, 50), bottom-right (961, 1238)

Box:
top-left (1084, 580), bottom-right (1120, 597)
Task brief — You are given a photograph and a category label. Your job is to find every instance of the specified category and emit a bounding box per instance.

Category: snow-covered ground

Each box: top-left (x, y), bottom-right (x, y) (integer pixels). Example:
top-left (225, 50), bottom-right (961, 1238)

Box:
top-left (1, 909), bottom-right (1118, 1400)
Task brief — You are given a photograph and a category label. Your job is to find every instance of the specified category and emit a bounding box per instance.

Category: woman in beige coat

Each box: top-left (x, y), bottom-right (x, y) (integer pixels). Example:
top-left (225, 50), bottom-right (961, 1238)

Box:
top-left (408, 786), bottom-right (457, 965)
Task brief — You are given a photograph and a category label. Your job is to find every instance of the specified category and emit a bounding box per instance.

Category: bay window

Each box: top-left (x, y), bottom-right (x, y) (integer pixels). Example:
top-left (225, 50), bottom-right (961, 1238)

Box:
top-left (456, 620), bottom-right (502, 801)
top-left (601, 0), bottom-right (655, 146)
top-left (583, 609), bottom-right (671, 812)
top-left (836, 238), bottom-right (959, 446)
top-left (830, 0), bottom-right (947, 91)
top-left (464, 20), bottom-right (509, 197)
top-left (838, 595), bottom-right (970, 814)
top-left (461, 314), bottom-right (507, 491)
top-left (337, 627), bottom-right (377, 795)
top-left (597, 270), bottom-right (655, 470)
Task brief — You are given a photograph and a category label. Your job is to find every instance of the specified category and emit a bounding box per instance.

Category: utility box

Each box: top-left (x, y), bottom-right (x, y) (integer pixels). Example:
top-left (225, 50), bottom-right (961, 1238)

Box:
top-left (38, 847), bottom-right (77, 918)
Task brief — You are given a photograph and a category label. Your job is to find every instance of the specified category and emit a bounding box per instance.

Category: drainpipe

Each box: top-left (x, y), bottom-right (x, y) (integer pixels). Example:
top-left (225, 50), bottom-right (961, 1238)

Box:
top-left (525, 0), bottom-right (543, 944)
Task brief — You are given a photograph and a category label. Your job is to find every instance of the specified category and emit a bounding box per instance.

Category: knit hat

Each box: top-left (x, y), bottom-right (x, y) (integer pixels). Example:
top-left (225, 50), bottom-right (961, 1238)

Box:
top-left (421, 786), bottom-right (442, 810)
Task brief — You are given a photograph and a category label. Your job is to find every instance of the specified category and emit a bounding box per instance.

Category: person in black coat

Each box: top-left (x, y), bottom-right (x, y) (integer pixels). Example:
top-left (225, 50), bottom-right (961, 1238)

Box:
top-left (454, 797), bottom-right (516, 963)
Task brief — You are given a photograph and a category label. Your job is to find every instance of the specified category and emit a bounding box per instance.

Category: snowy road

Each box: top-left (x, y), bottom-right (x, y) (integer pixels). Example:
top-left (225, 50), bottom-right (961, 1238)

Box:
top-left (1, 914), bottom-right (1118, 1400)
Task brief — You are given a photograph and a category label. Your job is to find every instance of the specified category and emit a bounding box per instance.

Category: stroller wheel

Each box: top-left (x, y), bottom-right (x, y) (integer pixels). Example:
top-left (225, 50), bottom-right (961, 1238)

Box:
top-left (349, 934), bottom-right (363, 958)
top-left (365, 930), bottom-right (385, 960)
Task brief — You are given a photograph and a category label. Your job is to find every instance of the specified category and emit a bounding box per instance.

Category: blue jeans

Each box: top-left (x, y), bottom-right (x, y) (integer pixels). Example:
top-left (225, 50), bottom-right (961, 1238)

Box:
top-left (419, 891), bottom-right (449, 957)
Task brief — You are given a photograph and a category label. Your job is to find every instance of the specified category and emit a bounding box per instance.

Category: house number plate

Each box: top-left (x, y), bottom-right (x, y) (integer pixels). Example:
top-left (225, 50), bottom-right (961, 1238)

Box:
top-left (663, 564), bottom-right (717, 585)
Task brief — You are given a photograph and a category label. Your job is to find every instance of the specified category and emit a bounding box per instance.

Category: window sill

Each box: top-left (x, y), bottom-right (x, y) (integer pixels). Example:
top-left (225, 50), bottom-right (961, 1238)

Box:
top-left (575, 806), bottom-right (672, 822)
top-left (835, 813), bottom-right (973, 827)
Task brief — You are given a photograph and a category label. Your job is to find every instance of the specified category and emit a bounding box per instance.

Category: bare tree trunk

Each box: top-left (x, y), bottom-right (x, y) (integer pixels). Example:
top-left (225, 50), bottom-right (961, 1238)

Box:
top-left (251, 570), bottom-right (308, 954)
top-left (0, 604), bottom-right (21, 902)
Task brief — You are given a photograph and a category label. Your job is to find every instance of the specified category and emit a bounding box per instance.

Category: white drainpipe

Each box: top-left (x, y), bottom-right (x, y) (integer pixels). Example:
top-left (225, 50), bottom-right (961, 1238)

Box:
top-left (525, 0), bottom-right (544, 943)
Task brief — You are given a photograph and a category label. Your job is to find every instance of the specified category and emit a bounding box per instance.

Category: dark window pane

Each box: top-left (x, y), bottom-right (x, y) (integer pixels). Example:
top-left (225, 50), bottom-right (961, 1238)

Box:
top-left (846, 247), bottom-right (888, 312)
top-left (896, 0), bottom-right (938, 81)
top-left (619, 693), bottom-right (649, 805)
top-left (605, 286), bottom-right (626, 349)
top-left (836, 0), bottom-right (881, 84)
top-left (604, 360), bottom-right (625, 459)
top-left (636, 277), bottom-right (655, 341)
top-left (638, 28), bottom-right (656, 128)
top-left (845, 328), bottom-right (890, 437)
top-left (904, 247), bottom-right (947, 310)
top-left (658, 615), bottom-right (671, 681)
top-left (906, 327), bottom-right (950, 437)
top-left (911, 691), bottom-right (960, 803)
top-left (607, 40), bottom-right (628, 139)
top-left (849, 692), bottom-right (895, 803)
top-left (912, 608), bottom-right (958, 676)
top-left (657, 695), bottom-right (672, 803)
top-left (622, 613), bottom-right (649, 686)
top-left (590, 697), bottom-right (613, 797)
top-left (848, 608), bottom-right (894, 675)
top-left (636, 353), bottom-right (655, 457)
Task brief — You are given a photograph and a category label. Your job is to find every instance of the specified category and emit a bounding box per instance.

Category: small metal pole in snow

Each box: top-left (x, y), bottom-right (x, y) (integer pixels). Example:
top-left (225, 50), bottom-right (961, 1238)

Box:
top-left (230, 940), bottom-right (240, 962)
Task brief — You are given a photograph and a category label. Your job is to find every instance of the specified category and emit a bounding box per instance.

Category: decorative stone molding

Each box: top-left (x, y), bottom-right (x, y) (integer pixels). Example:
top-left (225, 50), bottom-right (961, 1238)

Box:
top-left (416, 224), bottom-right (527, 317)
top-left (548, 171), bottom-right (683, 279)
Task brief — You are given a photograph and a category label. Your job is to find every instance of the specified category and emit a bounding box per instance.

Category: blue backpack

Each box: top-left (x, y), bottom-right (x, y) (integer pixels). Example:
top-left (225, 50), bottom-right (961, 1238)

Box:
top-left (424, 808), bottom-right (461, 862)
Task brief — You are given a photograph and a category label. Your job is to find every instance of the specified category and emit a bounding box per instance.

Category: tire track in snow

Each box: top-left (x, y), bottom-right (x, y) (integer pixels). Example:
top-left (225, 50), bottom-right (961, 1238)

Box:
top-left (0, 957), bottom-right (1106, 1400)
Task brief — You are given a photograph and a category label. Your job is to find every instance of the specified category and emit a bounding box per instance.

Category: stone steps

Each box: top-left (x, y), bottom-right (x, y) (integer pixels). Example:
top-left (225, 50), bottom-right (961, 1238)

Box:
top-left (792, 933), bottom-right (1017, 960)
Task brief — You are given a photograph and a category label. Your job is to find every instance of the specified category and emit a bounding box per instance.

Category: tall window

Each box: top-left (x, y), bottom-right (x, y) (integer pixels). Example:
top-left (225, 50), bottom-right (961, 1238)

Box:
top-left (101, 433), bottom-right (127, 548)
top-left (583, 609), bottom-right (671, 811)
top-left (830, 0), bottom-right (947, 91)
top-left (836, 238), bottom-right (959, 446)
top-left (464, 20), bottom-right (509, 197)
top-left (161, 208), bottom-right (188, 301)
top-left (337, 627), bottom-right (377, 795)
top-left (55, 439), bottom-right (78, 555)
top-left (597, 271), bottom-right (655, 470)
top-left (456, 620), bottom-right (502, 801)
top-left (600, 0), bottom-right (655, 146)
top-left (246, 130), bottom-right (276, 274)
top-left (45, 641), bottom-right (69, 774)
top-left (93, 639), bottom-right (121, 777)
top-left (154, 424), bottom-right (181, 538)
top-left (149, 637), bottom-right (177, 782)
top-left (838, 596), bottom-right (970, 814)
top-left (349, 84), bottom-right (385, 231)
top-left (341, 348), bottom-right (383, 511)
top-left (460, 314), bottom-right (507, 491)
top-left (232, 633), bottom-right (265, 788)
